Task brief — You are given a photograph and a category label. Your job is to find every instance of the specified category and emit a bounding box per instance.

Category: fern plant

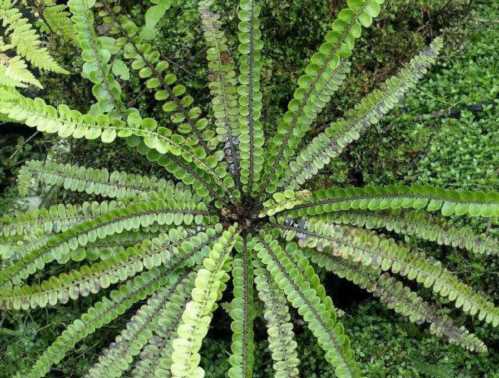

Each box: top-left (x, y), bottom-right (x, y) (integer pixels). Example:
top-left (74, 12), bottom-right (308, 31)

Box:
top-left (0, 0), bottom-right (498, 377)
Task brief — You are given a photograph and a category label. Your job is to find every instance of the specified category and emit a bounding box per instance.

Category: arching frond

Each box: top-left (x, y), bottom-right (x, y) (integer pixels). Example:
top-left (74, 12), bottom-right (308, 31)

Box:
top-left (0, 193), bottom-right (214, 287)
top-left (262, 0), bottom-right (383, 195)
top-left (85, 272), bottom-right (195, 378)
top-left (0, 200), bottom-right (122, 239)
top-left (228, 237), bottom-right (255, 378)
top-left (267, 185), bottom-right (499, 218)
top-left (321, 210), bottom-right (498, 256)
top-left (0, 226), bottom-right (219, 309)
top-left (237, 0), bottom-right (265, 195)
top-left (276, 219), bottom-right (499, 327)
top-left (199, 0), bottom-right (241, 188)
top-left (280, 38), bottom-right (443, 190)
top-left (17, 160), bottom-right (189, 199)
top-left (253, 258), bottom-right (300, 378)
top-left (304, 247), bottom-right (487, 353)
top-left (253, 233), bottom-right (361, 378)
top-left (18, 268), bottom-right (178, 378)
top-left (134, 273), bottom-right (196, 378)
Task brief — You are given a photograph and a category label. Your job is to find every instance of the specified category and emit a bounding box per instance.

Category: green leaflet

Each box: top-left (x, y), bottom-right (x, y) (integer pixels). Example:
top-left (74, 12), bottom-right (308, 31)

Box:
top-left (19, 268), bottom-right (175, 378)
top-left (271, 185), bottom-right (499, 218)
top-left (276, 218), bottom-right (499, 327)
top-left (321, 210), bottom-right (499, 256)
top-left (253, 233), bottom-right (361, 378)
top-left (140, 0), bottom-right (172, 40)
top-left (237, 0), bottom-right (265, 195)
top-left (280, 37), bottom-right (443, 191)
top-left (306, 250), bottom-right (487, 353)
top-left (17, 160), bottom-right (191, 200)
top-left (170, 225), bottom-right (238, 378)
top-left (228, 237), bottom-right (255, 378)
top-left (262, 0), bottom-right (384, 195)
top-left (253, 258), bottom-right (300, 378)
top-left (0, 193), bottom-right (215, 287)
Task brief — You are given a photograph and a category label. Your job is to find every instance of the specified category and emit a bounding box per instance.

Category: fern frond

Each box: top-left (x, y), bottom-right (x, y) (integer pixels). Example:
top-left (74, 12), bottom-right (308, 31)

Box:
top-left (200, 0), bottom-right (241, 188)
top-left (0, 88), bottom-right (232, 197)
top-left (306, 248), bottom-right (487, 353)
top-left (228, 237), bottom-right (255, 378)
top-left (19, 268), bottom-right (177, 378)
top-left (253, 233), bottom-right (361, 378)
top-left (280, 38), bottom-right (443, 190)
top-left (41, 3), bottom-right (75, 43)
top-left (270, 185), bottom-right (499, 218)
top-left (237, 0), bottom-right (265, 195)
top-left (0, 200), bottom-right (122, 239)
top-left (322, 210), bottom-right (498, 256)
top-left (0, 54), bottom-right (42, 88)
top-left (253, 258), bottom-right (300, 378)
top-left (134, 272), bottom-right (195, 378)
top-left (0, 0), bottom-right (67, 73)
top-left (170, 225), bottom-right (239, 378)
top-left (68, 0), bottom-right (123, 114)
top-left (85, 271), bottom-right (195, 378)
top-left (0, 193), bottom-right (214, 287)
top-left (0, 226), bottom-right (218, 309)
top-left (110, 10), bottom-right (221, 154)
top-left (17, 160), bottom-right (189, 199)
top-left (263, 0), bottom-right (384, 195)
top-left (276, 219), bottom-right (499, 327)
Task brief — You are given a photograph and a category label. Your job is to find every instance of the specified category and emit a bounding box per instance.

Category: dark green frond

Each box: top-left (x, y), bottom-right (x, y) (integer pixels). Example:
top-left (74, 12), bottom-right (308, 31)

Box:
top-left (253, 258), bottom-right (300, 378)
top-left (237, 0), bottom-right (265, 195)
top-left (268, 185), bottom-right (499, 218)
top-left (199, 0), bottom-right (241, 189)
top-left (19, 268), bottom-right (175, 378)
top-left (85, 272), bottom-right (195, 378)
top-left (262, 0), bottom-right (384, 195)
top-left (322, 210), bottom-right (498, 256)
top-left (17, 160), bottom-right (189, 199)
top-left (306, 248), bottom-right (487, 353)
top-left (253, 233), bottom-right (361, 378)
top-left (228, 237), bottom-right (255, 378)
top-left (0, 193), bottom-right (214, 287)
top-left (0, 226), bottom-right (219, 310)
top-left (280, 37), bottom-right (443, 190)
top-left (276, 218), bottom-right (499, 327)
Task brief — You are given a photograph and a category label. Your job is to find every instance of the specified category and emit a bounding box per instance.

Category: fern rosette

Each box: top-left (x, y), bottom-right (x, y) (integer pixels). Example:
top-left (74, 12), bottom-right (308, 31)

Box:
top-left (0, 0), bottom-right (498, 377)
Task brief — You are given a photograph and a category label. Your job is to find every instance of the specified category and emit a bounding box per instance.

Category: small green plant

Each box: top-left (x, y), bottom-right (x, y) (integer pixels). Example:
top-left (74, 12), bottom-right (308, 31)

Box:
top-left (0, 0), bottom-right (498, 377)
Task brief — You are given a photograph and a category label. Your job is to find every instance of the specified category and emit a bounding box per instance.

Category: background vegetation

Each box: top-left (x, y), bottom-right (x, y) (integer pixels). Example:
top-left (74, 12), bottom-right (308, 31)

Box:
top-left (1, 0), bottom-right (497, 376)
